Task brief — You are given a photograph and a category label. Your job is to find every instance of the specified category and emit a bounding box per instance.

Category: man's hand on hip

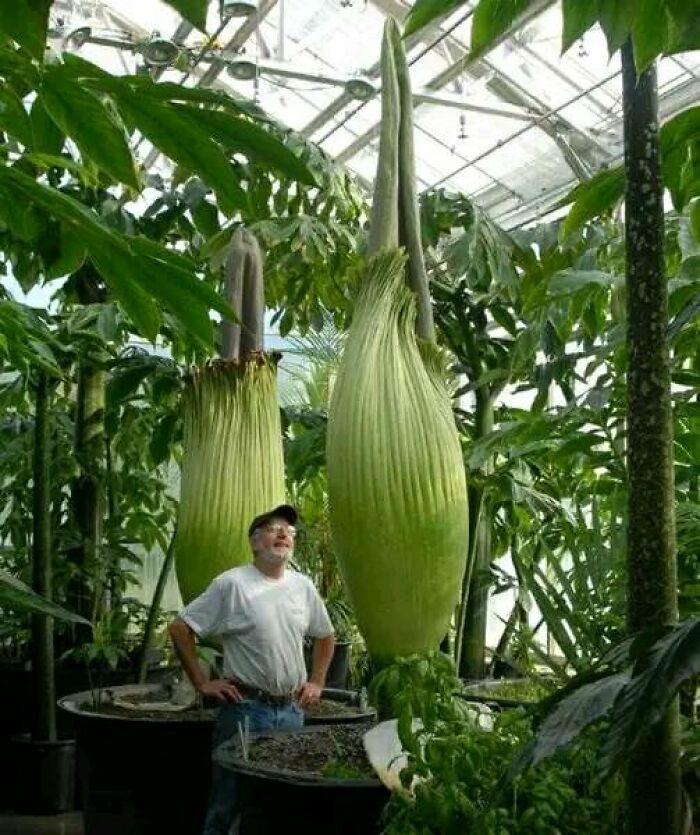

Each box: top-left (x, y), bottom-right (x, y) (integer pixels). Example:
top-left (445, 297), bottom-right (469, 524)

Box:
top-left (297, 680), bottom-right (323, 707)
top-left (198, 679), bottom-right (243, 704)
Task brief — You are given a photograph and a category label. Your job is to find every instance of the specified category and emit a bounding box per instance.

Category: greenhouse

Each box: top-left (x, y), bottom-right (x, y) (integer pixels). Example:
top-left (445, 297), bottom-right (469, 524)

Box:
top-left (0, 1), bottom-right (698, 833)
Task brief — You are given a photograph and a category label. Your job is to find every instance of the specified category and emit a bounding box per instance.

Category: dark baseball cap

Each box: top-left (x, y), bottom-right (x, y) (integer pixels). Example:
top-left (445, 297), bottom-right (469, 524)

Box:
top-left (248, 504), bottom-right (298, 537)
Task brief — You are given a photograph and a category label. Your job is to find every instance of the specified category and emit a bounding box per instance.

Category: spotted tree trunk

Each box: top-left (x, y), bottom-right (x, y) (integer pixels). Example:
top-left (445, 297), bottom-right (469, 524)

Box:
top-left (621, 39), bottom-right (681, 835)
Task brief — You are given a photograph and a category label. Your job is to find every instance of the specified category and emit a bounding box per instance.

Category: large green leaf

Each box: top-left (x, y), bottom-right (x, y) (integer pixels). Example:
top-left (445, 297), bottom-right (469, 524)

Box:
top-left (124, 240), bottom-right (213, 346)
top-left (116, 93), bottom-right (247, 216)
top-left (561, 167), bottom-right (626, 236)
top-left (665, 0), bottom-right (700, 55)
top-left (471, 0), bottom-right (537, 60)
top-left (598, 0), bottom-right (636, 55)
top-left (561, 0), bottom-right (600, 54)
top-left (0, 167), bottom-right (160, 339)
top-left (508, 672), bottom-right (630, 776)
top-left (39, 66), bottom-right (139, 189)
top-left (402, 0), bottom-right (467, 38)
top-left (162, 0), bottom-right (208, 32)
top-left (29, 98), bottom-right (65, 155)
top-left (0, 569), bottom-right (91, 625)
top-left (660, 107), bottom-right (700, 157)
top-left (631, 0), bottom-right (668, 73)
top-left (174, 107), bottom-right (316, 186)
top-left (128, 236), bottom-right (240, 326)
top-left (600, 616), bottom-right (700, 775)
top-left (0, 85), bottom-right (33, 147)
top-left (0, 0), bottom-right (51, 60)
top-left (548, 269), bottom-right (616, 295)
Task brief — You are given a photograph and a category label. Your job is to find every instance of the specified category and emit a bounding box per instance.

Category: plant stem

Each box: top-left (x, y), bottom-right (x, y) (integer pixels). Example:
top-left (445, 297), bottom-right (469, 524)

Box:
top-left (69, 359), bottom-right (106, 624)
top-left (135, 527), bottom-right (176, 684)
top-left (458, 391), bottom-right (494, 679)
top-left (31, 372), bottom-right (56, 742)
top-left (621, 39), bottom-right (681, 835)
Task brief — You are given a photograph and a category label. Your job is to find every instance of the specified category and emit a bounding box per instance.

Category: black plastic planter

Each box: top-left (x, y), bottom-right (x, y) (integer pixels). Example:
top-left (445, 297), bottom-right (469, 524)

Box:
top-left (58, 686), bottom-right (215, 835)
top-left (215, 725), bottom-right (389, 835)
top-left (9, 735), bottom-right (76, 814)
top-left (304, 640), bottom-right (351, 689)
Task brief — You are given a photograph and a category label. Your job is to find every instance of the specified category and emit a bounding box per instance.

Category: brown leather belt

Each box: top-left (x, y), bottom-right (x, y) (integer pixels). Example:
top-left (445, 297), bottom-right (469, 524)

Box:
top-left (229, 680), bottom-right (295, 706)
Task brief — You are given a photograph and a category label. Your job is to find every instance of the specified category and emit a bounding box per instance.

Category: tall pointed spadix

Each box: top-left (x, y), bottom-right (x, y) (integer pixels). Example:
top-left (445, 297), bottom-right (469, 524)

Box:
top-left (327, 18), bottom-right (468, 661)
top-left (174, 229), bottom-right (285, 604)
top-left (327, 251), bottom-right (468, 660)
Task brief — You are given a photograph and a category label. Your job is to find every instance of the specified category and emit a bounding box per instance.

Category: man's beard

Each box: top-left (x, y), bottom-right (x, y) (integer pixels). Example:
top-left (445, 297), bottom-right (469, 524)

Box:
top-left (257, 546), bottom-right (292, 566)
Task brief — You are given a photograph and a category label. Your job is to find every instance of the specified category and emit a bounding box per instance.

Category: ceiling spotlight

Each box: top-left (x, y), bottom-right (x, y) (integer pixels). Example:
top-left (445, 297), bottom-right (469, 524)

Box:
top-left (344, 76), bottom-right (377, 101)
top-left (67, 26), bottom-right (92, 48)
top-left (220, 0), bottom-right (257, 18)
top-left (226, 57), bottom-right (257, 80)
top-left (139, 32), bottom-right (179, 68)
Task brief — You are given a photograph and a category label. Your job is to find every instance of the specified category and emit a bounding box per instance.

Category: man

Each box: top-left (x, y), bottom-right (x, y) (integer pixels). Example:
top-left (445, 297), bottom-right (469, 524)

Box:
top-left (168, 504), bottom-right (335, 835)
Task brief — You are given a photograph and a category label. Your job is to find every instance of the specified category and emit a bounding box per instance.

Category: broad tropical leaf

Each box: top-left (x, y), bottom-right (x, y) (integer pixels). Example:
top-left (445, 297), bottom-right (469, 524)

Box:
top-left (162, 0), bottom-right (209, 32)
top-left (40, 66), bottom-right (139, 189)
top-left (0, 570), bottom-right (91, 625)
top-left (174, 106), bottom-right (315, 186)
top-left (561, 168), bottom-right (626, 236)
top-left (471, 0), bottom-right (537, 60)
top-left (508, 672), bottom-right (630, 776)
top-left (0, 0), bottom-right (51, 59)
top-left (600, 615), bottom-right (700, 775)
top-left (403, 0), bottom-right (466, 38)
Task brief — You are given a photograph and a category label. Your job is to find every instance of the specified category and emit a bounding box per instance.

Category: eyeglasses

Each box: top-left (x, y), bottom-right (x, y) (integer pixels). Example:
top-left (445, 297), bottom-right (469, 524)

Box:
top-left (261, 524), bottom-right (296, 537)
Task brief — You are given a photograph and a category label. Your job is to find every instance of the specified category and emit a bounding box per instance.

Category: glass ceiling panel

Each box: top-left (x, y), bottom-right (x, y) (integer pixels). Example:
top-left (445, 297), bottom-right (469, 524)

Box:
top-left (49, 0), bottom-right (700, 230)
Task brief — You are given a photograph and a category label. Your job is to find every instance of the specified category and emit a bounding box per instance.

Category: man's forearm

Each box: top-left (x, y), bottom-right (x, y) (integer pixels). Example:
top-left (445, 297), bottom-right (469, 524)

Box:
top-left (309, 634), bottom-right (335, 686)
top-left (168, 617), bottom-right (207, 691)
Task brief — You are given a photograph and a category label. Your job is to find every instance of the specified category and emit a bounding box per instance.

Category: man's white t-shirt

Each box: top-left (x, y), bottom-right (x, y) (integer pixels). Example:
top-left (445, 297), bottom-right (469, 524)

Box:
top-left (179, 564), bottom-right (334, 696)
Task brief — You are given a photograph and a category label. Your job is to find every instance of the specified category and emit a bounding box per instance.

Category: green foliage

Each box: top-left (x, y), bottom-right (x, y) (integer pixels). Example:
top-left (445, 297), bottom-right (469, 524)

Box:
top-left (402, 0), bottom-right (466, 38)
top-left (509, 617), bottom-right (700, 780)
top-left (373, 656), bottom-right (625, 834)
top-left (404, 0), bottom-right (700, 71)
top-left (369, 652), bottom-right (463, 722)
top-left (0, 31), bottom-right (330, 346)
top-left (0, 569), bottom-right (90, 624)
top-left (162, 0), bottom-right (209, 32)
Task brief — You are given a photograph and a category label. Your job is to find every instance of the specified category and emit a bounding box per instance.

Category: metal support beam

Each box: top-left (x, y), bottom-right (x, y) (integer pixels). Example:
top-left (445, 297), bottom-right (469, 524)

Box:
top-left (197, 0), bottom-right (279, 88)
top-left (332, 0), bottom-right (560, 164)
top-left (205, 55), bottom-right (534, 120)
top-left (299, 0), bottom-right (476, 138)
top-left (413, 90), bottom-right (532, 120)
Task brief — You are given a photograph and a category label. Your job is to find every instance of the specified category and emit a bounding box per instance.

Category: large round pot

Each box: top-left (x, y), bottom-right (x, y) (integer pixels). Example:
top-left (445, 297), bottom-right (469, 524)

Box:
top-left (303, 687), bottom-right (376, 726)
top-left (59, 685), bottom-right (215, 835)
top-left (215, 724), bottom-right (389, 835)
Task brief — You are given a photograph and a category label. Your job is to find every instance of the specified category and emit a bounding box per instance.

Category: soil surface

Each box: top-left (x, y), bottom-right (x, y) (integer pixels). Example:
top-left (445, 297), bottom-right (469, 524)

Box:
top-left (86, 694), bottom-right (215, 722)
top-left (248, 722), bottom-right (376, 778)
top-left (303, 698), bottom-right (368, 717)
top-left (92, 704), bottom-right (215, 721)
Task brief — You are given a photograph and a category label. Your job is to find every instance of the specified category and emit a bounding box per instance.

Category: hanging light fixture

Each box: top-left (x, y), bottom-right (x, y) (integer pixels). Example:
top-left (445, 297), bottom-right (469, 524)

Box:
top-left (344, 75), bottom-right (377, 101)
top-left (225, 56), bottom-right (258, 80)
top-left (458, 114), bottom-right (468, 140)
top-left (139, 32), bottom-right (180, 67)
top-left (66, 25), bottom-right (92, 48)
top-left (220, 0), bottom-right (258, 19)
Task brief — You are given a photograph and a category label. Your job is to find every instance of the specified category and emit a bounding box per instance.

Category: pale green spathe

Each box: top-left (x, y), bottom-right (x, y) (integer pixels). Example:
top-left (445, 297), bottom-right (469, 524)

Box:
top-left (174, 358), bottom-right (285, 603)
top-left (327, 252), bottom-right (469, 661)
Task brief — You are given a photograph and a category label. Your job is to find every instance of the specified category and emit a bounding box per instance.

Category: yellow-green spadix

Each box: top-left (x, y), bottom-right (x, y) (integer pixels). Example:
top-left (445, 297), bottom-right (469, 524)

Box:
top-left (174, 357), bottom-right (285, 604)
top-left (326, 250), bottom-right (469, 661)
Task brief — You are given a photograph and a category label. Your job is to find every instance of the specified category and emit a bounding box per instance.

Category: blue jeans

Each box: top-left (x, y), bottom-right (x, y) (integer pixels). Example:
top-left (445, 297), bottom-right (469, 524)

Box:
top-left (203, 699), bottom-right (304, 835)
